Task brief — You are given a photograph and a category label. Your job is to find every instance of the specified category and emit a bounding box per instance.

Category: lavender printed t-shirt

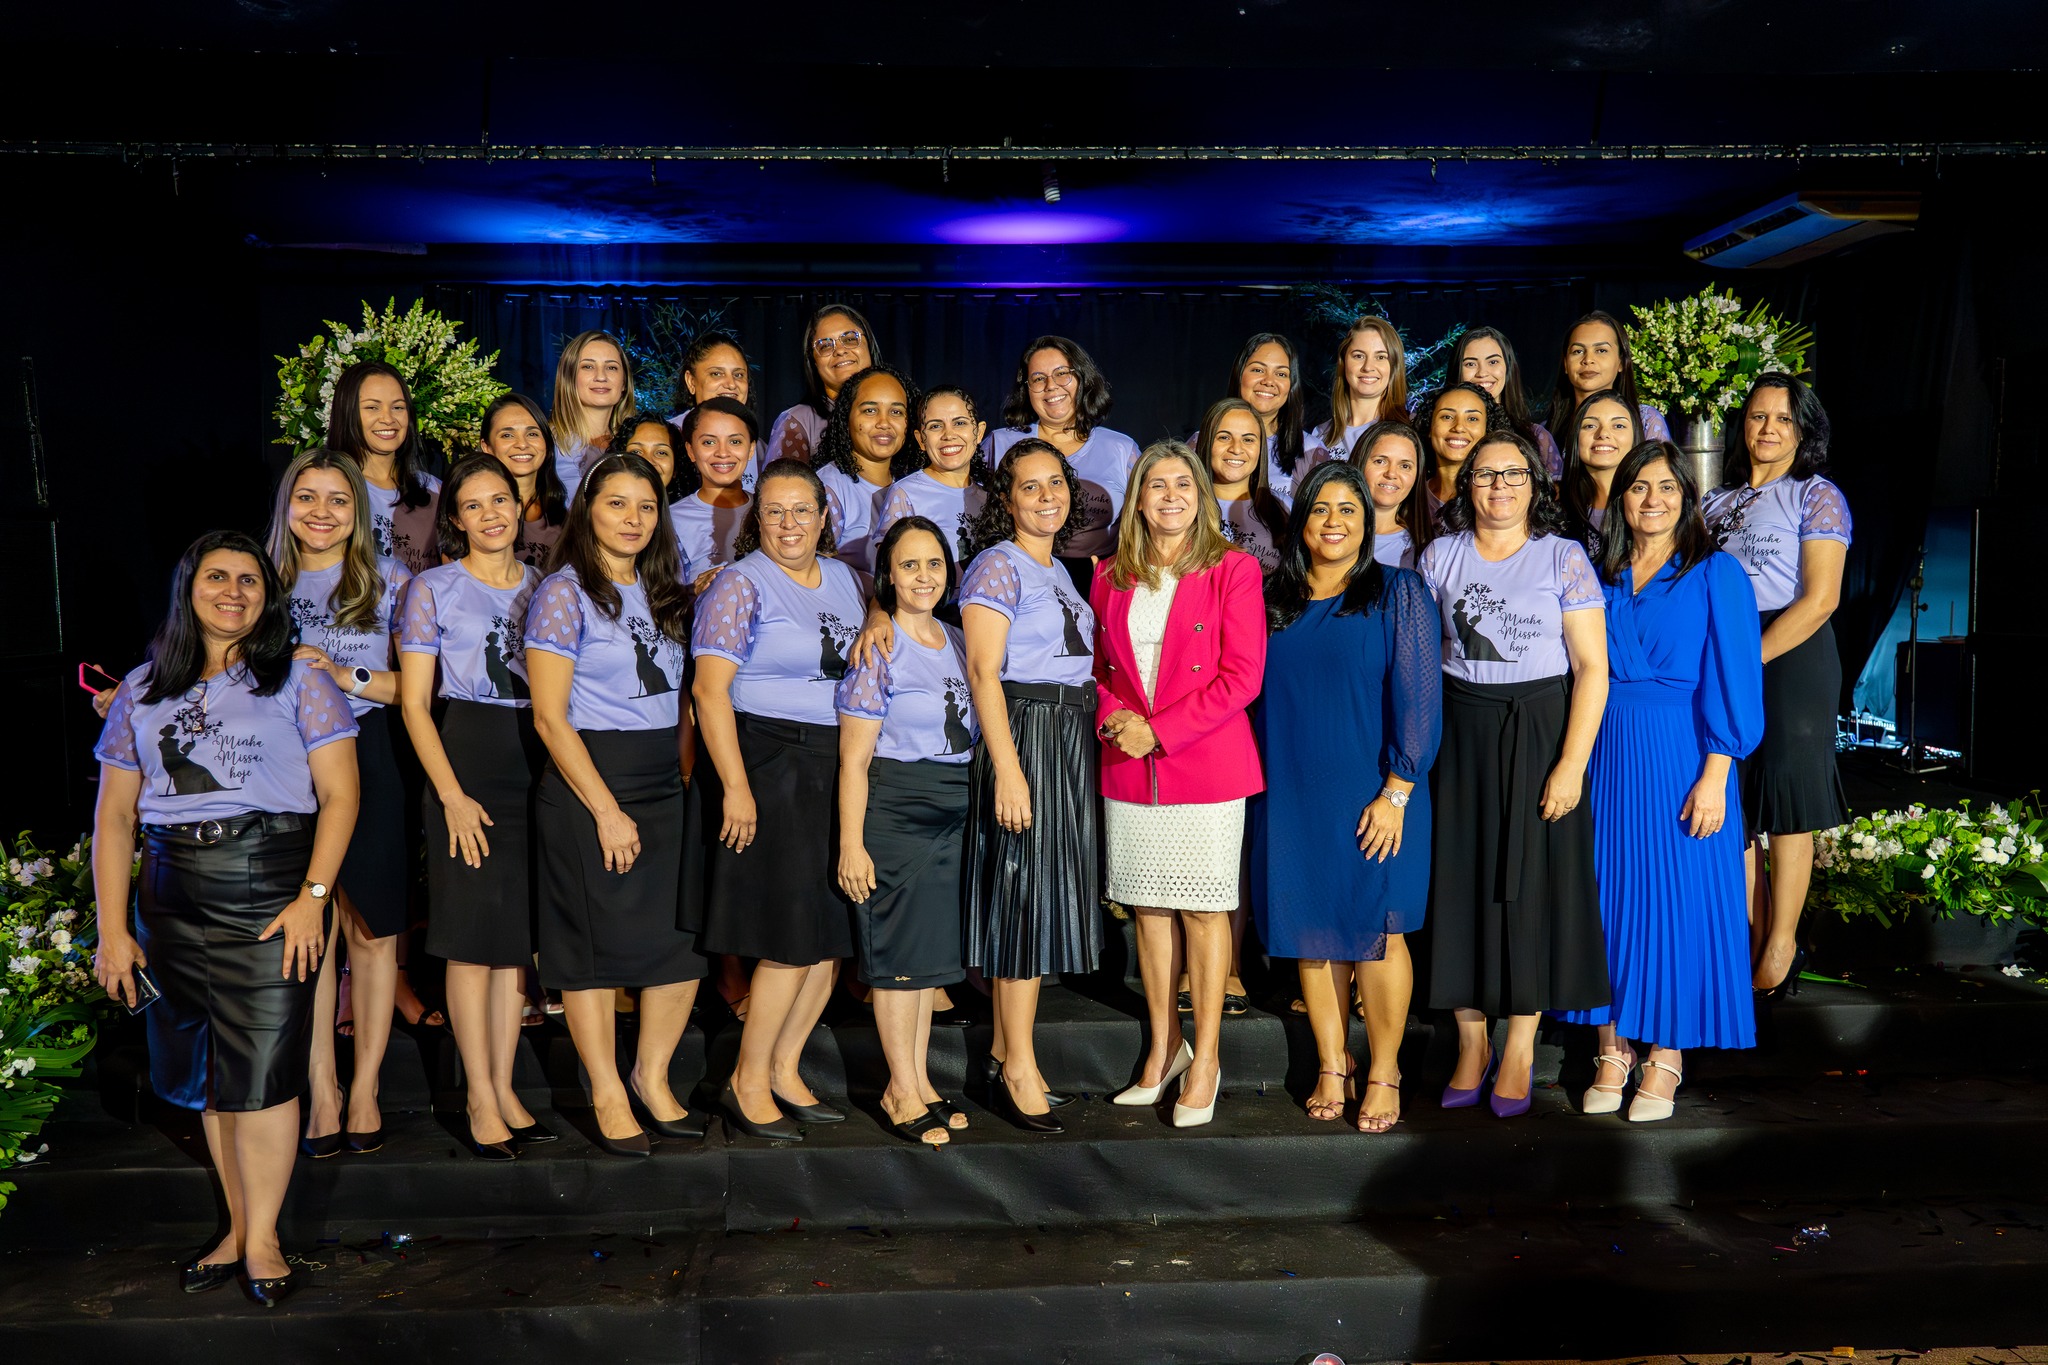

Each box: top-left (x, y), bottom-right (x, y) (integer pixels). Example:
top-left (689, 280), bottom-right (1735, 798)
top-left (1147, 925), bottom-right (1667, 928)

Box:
top-left (836, 623), bottom-right (979, 765)
top-left (765, 402), bottom-right (827, 468)
top-left (524, 569), bottom-right (687, 731)
top-left (1703, 475), bottom-right (1853, 613)
top-left (95, 661), bottom-right (358, 825)
top-left (671, 493), bottom-right (751, 582)
top-left (989, 425), bottom-right (1141, 560)
top-left (1218, 496), bottom-right (1283, 573)
top-left (1418, 531), bottom-right (1603, 683)
top-left (400, 562), bottom-right (541, 707)
top-left (874, 471), bottom-right (987, 565)
top-left (818, 463), bottom-right (889, 573)
top-left (363, 476), bottom-right (443, 578)
top-left (514, 516), bottom-right (563, 572)
top-left (692, 554), bottom-right (867, 726)
top-left (959, 540), bottom-right (1096, 687)
top-left (288, 557), bottom-right (410, 718)
top-left (1374, 528), bottom-right (1416, 572)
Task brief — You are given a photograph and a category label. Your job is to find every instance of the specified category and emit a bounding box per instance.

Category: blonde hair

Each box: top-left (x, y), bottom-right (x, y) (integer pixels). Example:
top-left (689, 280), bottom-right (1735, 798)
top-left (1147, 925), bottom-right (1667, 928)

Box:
top-left (1110, 441), bottom-right (1229, 592)
top-left (1325, 316), bottom-right (1410, 441)
top-left (265, 448), bottom-right (387, 631)
top-left (548, 330), bottom-right (637, 451)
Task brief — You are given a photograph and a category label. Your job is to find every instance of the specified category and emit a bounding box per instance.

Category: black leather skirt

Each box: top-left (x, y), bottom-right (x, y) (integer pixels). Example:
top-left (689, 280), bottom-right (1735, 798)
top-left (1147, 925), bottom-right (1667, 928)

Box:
top-left (136, 812), bottom-right (323, 1113)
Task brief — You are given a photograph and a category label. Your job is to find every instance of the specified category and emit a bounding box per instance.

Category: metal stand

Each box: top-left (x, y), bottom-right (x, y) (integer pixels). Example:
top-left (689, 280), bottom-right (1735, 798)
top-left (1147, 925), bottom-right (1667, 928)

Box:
top-left (1893, 545), bottom-right (1946, 774)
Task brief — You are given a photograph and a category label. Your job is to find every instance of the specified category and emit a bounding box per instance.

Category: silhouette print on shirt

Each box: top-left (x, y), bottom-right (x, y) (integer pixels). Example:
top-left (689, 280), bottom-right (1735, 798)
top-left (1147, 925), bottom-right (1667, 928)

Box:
top-left (814, 612), bottom-right (858, 682)
top-left (1053, 587), bottom-right (1092, 657)
top-left (1451, 596), bottom-right (1509, 663)
top-left (156, 723), bottom-right (233, 796)
top-left (939, 679), bottom-right (974, 756)
top-left (483, 618), bottom-right (531, 699)
top-left (625, 618), bottom-right (677, 697)
top-left (288, 595), bottom-right (326, 635)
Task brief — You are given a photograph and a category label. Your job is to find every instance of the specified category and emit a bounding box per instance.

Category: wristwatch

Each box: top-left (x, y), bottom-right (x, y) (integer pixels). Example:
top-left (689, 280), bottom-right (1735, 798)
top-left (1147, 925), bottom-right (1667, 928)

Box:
top-left (301, 880), bottom-right (330, 902)
top-left (1379, 786), bottom-right (1410, 809)
top-left (346, 666), bottom-right (373, 697)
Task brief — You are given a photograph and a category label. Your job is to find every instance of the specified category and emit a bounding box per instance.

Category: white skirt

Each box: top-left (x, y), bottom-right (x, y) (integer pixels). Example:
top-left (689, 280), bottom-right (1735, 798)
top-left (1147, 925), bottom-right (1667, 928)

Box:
top-left (1102, 796), bottom-right (1246, 912)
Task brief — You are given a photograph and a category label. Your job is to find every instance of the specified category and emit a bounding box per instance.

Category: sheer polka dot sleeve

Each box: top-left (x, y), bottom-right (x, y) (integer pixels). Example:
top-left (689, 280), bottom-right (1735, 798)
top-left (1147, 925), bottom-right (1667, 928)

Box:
top-left (398, 578), bottom-right (439, 655)
top-left (1385, 570), bottom-right (1444, 783)
top-left (835, 646), bottom-right (892, 722)
top-left (873, 484), bottom-right (914, 547)
top-left (524, 574), bottom-right (588, 661)
top-left (1558, 539), bottom-right (1603, 611)
top-left (959, 548), bottom-right (1023, 620)
top-left (295, 666), bottom-right (361, 751)
top-left (1800, 479), bottom-right (1853, 544)
top-left (689, 566), bottom-right (761, 665)
top-left (1415, 538), bottom-right (1447, 602)
top-left (92, 681), bottom-right (140, 770)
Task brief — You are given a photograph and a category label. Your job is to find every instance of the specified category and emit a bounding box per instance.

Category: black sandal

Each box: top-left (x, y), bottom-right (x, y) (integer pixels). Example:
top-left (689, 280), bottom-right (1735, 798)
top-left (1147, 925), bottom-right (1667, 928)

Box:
top-left (926, 1097), bottom-right (969, 1128)
top-left (887, 1107), bottom-right (952, 1145)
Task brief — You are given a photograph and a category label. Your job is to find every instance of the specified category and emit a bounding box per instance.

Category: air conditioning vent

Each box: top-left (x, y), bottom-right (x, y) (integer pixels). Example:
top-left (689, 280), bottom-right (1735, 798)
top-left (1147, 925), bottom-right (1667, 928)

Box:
top-left (1685, 191), bottom-right (1920, 269)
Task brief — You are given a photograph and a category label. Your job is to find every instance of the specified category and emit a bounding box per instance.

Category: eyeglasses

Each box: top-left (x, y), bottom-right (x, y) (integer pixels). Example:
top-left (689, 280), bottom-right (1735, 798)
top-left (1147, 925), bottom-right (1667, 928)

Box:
top-left (760, 504), bottom-right (819, 525)
top-left (811, 330), bottom-right (865, 356)
top-left (1027, 367), bottom-right (1080, 393)
top-left (1470, 467), bottom-right (1533, 488)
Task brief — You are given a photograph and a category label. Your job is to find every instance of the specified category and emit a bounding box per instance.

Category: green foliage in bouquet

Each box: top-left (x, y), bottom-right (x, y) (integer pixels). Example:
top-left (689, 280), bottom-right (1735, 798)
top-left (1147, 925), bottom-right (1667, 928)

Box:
top-left (1812, 797), bottom-right (2048, 929)
top-left (273, 298), bottom-right (507, 454)
top-left (1627, 286), bottom-right (1815, 422)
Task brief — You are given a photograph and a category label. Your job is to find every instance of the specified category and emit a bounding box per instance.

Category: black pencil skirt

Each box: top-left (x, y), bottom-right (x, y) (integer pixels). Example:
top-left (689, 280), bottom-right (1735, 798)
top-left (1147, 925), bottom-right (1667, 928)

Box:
top-left (684, 712), bottom-right (852, 966)
top-left (136, 813), bottom-right (325, 1112)
top-left (338, 705), bottom-right (410, 937)
top-left (424, 701), bottom-right (543, 968)
top-left (1743, 612), bottom-right (1848, 838)
top-left (1426, 675), bottom-right (1610, 1018)
top-left (536, 726), bottom-right (705, 990)
top-left (855, 758), bottom-right (970, 990)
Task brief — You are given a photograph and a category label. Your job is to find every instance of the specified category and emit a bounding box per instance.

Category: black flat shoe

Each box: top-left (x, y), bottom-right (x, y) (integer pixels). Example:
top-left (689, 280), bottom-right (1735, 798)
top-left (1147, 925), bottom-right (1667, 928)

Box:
top-left (991, 1068), bottom-right (1064, 1135)
top-left (886, 1107), bottom-right (953, 1145)
top-left (771, 1089), bottom-right (846, 1124)
top-left (1222, 992), bottom-right (1250, 1017)
top-left (720, 1085), bottom-right (804, 1141)
top-left (929, 1006), bottom-right (980, 1028)
top-left (507, 1120), bottom-right (558, 1145)
top-left (344, 1127), bottom-right (383, 1154)
top-left (299, 1131), bottom-right (343, 1160)
top-left (591, 1127), bottom-right (652, 1158)
top-left (630, 1082), bottom-right (709, 1140)
top-left (181, 1260), bottom-right (236, 1295)
top-left (1177, 990), bottom-right (1193, 1014)
top-left (241, 1267), bottom-right (297, 1308)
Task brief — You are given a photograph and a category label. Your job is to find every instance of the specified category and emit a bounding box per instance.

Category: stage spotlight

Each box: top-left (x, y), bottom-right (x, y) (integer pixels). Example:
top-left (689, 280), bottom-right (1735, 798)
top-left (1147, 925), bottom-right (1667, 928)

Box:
top-left (1041, 163), bottom-right (1061, 203)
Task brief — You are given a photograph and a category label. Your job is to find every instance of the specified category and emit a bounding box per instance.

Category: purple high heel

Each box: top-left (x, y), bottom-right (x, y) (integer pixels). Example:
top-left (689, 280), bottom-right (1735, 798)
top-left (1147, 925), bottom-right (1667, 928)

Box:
top-left (1489, 1063), bottom-right (1536, 1118)
top-left (1440, 1047), bottom-right (1496, 1109)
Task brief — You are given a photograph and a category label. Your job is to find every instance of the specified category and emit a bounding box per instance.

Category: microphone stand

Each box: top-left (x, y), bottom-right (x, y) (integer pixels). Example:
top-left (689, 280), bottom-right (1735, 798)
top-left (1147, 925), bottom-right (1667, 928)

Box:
top-left (1894, 546), bottom-right (1945, 774)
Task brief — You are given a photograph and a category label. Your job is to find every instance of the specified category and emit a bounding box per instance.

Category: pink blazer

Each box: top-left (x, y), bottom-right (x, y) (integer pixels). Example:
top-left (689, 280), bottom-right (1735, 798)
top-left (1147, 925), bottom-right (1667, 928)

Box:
top-left (1090, 548), bottom-right (1268, 805)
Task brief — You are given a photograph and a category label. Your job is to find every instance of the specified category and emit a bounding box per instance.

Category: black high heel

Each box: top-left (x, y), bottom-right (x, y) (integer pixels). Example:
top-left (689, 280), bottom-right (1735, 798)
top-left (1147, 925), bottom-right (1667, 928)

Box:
top-left (771, 1088), bottom-right (845, 1124)
top-left (630, 1080), bottom-right (709, 1140)
top-left (1757, 945), bottom-right (1808, 999)
top-left (720, 1084), bottom-right (804, 1141)
top-left (506, 1120), bottom-right (558, 1145)
top-left (991, 1065), bottom-right (1064, 1135)
top-left (981, 1055), bottom-right (1075, 1108)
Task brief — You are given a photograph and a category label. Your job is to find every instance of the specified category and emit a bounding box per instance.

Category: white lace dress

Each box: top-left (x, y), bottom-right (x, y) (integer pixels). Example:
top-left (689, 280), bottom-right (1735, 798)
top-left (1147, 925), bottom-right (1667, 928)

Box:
top-left (1102, 570), bottom-right (1246, 912)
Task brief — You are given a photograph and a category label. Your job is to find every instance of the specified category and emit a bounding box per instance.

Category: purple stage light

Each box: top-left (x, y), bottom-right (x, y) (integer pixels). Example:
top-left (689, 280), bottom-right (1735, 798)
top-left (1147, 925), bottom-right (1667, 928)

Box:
top-left (932, 211), bottom-right (1128, 245)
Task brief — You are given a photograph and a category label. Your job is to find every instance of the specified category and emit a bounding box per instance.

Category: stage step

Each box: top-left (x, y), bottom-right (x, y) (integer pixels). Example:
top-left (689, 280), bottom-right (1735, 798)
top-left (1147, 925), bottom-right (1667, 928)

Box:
top-left (7, 1194), bottom-right (2047, 1363)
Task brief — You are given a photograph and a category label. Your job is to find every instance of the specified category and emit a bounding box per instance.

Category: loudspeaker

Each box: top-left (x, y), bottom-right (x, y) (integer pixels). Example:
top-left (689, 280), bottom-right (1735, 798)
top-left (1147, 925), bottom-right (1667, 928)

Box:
top-left (1967, 634), bottom-right (2048, 794)
top-left (1894, 639), bottom-right (1969, 753)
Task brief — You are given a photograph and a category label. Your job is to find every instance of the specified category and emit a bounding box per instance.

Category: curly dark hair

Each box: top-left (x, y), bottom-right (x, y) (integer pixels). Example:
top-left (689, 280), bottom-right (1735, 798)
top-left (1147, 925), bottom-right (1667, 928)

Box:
top-left (1720, 372), bottom-right (1832, 487)
top-left (734, 457), bottom-right (841, 559)
top-left (900, 384), bottom-right (993, 484)
top-left (554, 452), bottom-right (692, 644)
top-left (1264, 462), bottom-right (1389, 633)
top-left (674, 330), bottom-right (751, 414)
top-left (1420, 380), bottom-right (1512, 488)
top-left (960, 437), bottom-right (1086, 561)
top-left (1439, 430), bottom-right (1570, 538)
top-left (816, 364), bottom-right (923, 483)
top-left (999, 335), bottom-right (1114, 440)
top-left (672, 396), bottom-right (762, 498)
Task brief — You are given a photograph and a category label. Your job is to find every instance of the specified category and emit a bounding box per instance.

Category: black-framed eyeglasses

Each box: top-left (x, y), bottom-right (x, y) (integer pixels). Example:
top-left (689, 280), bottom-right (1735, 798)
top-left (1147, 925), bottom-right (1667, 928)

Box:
top-left (812, 330), bottom-right (865, 356)
top-left (1470, 468), bottom-right (1533, 488)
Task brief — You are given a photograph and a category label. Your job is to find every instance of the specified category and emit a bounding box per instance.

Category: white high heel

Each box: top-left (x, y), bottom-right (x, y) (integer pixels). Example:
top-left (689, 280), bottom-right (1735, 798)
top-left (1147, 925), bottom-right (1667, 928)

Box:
top-left (1581, 1049), bottom-right (1636, 1116)
top-left (1172, 1063), bottom-right (1218, 1128)
top-left (1627, 1058), bottom-right (1683, 1123)
top-left (1113, 1039), bottom-right (1192, 1106)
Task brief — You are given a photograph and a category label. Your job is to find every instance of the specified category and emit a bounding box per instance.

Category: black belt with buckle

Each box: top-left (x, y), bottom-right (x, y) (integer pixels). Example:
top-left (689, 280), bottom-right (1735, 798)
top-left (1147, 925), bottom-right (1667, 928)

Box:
top-left (141, 812), bottom-right (311, 846)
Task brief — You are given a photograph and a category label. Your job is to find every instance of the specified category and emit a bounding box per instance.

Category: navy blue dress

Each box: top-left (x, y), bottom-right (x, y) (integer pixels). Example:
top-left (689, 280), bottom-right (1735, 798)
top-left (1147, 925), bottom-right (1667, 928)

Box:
top-left (1251, 570), bottom-right (1442, 961)
top-left (1560, 551), bottom-right (1765, 1050)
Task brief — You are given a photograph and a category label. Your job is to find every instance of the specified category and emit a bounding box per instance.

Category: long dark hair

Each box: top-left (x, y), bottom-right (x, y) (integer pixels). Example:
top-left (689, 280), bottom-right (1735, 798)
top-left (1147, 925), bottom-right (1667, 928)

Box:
top-left (141, 531), bottom-right (297, 702)
top-left (1599, 440), bottom-right (1718, 585)
top-left (817, 364), bottom-right (923, 482)
top-left (435, 454), bottom-right (522, 562)
top-left (1265, 462), bottom-right (1388, 632)
top-left (1720, 372), bottom-right (1832, 487)
top-left (1000, 335), bottom-right (1114, 441)
top-left (734, 457), bottom-right (841, 559)
top-left (327, 360), bottom-right (434, 510)
top-left (673, 396), bottom-right (761, 498)
top-left (1545, 310), bottom-right (1645, 450)
top-left (1454, 326), bottom-right (1545, 447)
top-left (902, 385), bottom-right (992, 484)
top-left (479, 392), bottom-right (568, 528)
top-left (800, 303), bottom-right (882, 419)
top-left (961, 437), bottom-right (1086, 560)
top-left (609, 410), bottom-right (682, 502)
top-left (872, 514), bottom-right (959, 614)
top-left (1560, 388), bottom-right (1645, 533)
top-left (554, 453), bottom-right (692, 643)
top-left (1230, 332), bottom-right (1308, 477)
top-left (1421, 381), bottom-right (1512, 491)
top-left (1440, 431), bottom-right (1570, 538)
top-left (1197, 396), bottom-right (1289, 549)
top-left (1349, 419), bottom-right (1436, 556)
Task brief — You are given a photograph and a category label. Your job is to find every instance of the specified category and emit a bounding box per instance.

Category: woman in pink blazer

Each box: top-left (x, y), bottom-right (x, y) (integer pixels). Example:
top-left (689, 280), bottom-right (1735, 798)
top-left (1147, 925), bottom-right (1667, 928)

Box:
top-left (1091, 440), bottom-right (1268, 1127)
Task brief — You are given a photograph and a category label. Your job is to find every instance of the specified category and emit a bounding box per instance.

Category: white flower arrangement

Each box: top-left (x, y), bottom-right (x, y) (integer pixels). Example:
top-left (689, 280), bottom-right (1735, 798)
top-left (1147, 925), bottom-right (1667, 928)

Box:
top-left (272, 297), bottom-right (509, 454)
top-left (1813, 797), bottom-right (2048, 927)
top-left (1626, 286), bottom-right (1815, 422)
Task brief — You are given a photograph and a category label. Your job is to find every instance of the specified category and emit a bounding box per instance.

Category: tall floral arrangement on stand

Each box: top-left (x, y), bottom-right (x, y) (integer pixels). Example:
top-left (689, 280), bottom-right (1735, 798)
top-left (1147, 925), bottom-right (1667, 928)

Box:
top-left (1626, 285), bottom-right (1814, 424)
top-left (273, 297), bottom-right (508, 454)
top-left (1, 834), bottom-right (112, 1212)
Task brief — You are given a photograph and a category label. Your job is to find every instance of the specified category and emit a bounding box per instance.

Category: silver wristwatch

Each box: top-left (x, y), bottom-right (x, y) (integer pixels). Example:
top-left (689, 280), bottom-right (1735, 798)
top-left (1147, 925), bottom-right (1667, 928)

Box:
top-left (1379, 786), bottom-right (1410, 809)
